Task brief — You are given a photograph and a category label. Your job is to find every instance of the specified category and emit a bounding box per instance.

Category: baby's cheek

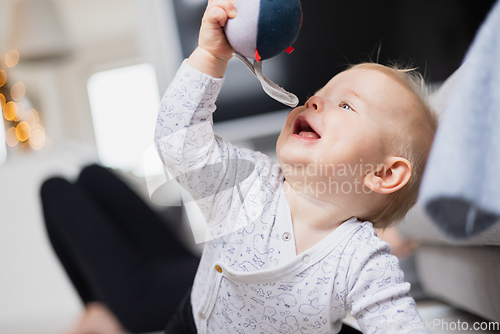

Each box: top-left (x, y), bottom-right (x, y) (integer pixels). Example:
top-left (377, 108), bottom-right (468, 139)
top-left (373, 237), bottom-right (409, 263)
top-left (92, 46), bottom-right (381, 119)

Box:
top-left (345, 134), bottom-right (384, 164)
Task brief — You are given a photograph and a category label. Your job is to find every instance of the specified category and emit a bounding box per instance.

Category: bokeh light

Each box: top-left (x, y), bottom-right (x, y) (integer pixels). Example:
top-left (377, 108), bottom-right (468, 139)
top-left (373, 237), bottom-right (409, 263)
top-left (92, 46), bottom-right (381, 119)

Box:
top-left (3, 101), bottom-right (17, 121)
top-left (24, 109), bottom-right (40, 125)
top-left (6, 127), bottom-right (19, 147)
top-left (13, 102), bottom-right (25, 121)
top-left (1, 49), bottom-right (45, 152)
top-left (15, 121), bottom-right (31, 142)
top-left (11, 82), bottom-right (26, 101)
top-left (0, 70), bottom-right (6, 87)
top-left (5, 50), bottom-right (20, 68)
top-left (29, 124), bottom-right (46, 150)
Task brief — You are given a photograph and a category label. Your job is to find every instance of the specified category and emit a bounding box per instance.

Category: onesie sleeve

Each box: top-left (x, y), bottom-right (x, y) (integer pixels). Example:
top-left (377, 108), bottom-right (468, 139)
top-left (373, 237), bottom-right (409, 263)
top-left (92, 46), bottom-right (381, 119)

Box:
top-left (154, 60), bottom-right (281, 240)
top-left (154, 60), bottom-right (224, 177)
top-left (345, 229), bottom-right (429, 334)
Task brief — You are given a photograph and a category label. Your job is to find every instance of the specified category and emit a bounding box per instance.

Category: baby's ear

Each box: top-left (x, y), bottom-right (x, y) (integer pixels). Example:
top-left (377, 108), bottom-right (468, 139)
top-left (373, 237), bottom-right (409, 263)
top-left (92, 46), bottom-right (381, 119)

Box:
top-left (364, 157), bottom-right (412, 194)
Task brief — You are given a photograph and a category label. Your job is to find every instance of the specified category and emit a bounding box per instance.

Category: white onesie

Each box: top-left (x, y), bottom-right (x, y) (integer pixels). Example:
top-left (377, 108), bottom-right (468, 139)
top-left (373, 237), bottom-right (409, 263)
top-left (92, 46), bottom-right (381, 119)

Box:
top-left (154, 60), bottom-right (429, 334)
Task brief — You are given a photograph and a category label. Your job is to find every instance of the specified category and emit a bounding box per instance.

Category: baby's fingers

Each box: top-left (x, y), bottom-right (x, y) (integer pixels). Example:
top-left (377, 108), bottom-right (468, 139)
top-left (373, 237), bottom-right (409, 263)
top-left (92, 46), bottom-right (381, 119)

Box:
top-left (204, 0), bottom-right (237, 27)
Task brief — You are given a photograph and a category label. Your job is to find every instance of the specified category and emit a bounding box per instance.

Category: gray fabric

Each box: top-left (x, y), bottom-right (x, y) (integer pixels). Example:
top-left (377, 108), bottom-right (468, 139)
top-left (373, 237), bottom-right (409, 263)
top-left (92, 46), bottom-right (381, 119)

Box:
top-left (419, 0), bottom-right (500, 238)
top-left (415, 245), bottom-right (500, 322)
top-left (399, 203), bottom-right (500, 246)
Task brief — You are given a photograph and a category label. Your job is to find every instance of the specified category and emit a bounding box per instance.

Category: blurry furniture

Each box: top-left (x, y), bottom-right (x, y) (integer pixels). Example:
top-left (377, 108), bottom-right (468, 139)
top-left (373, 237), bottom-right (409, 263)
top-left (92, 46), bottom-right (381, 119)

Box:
top-left (399, 205), bottom-right (500, 322)
top-left (398, 62), bottom-right (500, 322)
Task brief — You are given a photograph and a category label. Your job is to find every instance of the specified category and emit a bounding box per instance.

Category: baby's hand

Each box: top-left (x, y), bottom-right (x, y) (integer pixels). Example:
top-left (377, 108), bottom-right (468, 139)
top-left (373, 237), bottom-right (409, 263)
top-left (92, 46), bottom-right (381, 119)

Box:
top-left (199, 0), bottom-right (236, 60)
top-left (187, 0), bottom-right (237, 78)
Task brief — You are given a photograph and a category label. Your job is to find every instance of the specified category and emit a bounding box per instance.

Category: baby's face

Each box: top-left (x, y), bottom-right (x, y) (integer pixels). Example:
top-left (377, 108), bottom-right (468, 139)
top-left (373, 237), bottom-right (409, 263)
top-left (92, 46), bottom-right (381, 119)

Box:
top-left (276, 67), bottom-right (415, 197)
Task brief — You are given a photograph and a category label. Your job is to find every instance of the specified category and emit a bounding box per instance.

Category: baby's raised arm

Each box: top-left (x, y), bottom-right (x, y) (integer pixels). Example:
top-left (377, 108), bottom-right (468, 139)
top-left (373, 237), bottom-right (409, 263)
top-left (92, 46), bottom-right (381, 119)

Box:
top-left (154, 0), bottom-right (278, 240)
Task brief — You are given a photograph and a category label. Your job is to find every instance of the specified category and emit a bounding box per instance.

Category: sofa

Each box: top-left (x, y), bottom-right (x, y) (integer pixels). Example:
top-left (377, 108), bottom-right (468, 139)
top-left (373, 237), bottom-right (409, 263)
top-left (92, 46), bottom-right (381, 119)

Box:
top-left (398, 203), bottom-right (500, 322)
top-left (396, 6), bottom-right (500, 319)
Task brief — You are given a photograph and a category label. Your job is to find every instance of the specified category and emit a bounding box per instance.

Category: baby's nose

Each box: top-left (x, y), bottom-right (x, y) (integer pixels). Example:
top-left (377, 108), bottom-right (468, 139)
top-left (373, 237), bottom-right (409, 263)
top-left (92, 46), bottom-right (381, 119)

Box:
top-left (305, 96), bottom-right (323, 111)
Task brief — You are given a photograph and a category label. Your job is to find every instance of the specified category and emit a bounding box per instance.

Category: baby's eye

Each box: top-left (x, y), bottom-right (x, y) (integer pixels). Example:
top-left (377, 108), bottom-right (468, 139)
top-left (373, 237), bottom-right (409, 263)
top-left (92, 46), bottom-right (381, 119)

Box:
top-left (340, 102), bottom-right (353, 111)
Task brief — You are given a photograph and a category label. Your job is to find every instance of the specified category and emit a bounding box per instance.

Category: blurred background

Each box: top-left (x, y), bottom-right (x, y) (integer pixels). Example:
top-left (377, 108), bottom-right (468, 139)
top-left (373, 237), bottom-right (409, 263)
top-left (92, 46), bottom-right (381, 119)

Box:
top-left (0, 0), bottom-right (497, 333)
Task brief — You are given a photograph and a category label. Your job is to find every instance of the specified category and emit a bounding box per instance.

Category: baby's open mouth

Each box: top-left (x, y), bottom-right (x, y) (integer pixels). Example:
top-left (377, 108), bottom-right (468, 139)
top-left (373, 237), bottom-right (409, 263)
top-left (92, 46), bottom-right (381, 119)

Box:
top-left (293, 117), bottom-right (321, 139)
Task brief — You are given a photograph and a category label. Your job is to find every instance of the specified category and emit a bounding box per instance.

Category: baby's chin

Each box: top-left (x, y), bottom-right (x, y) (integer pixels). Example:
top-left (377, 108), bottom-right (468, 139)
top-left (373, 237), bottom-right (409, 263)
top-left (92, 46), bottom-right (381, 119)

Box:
top-left (275, 150), bottom-right (304, 169)
top-left (276, 141), bottom-right (308, 166)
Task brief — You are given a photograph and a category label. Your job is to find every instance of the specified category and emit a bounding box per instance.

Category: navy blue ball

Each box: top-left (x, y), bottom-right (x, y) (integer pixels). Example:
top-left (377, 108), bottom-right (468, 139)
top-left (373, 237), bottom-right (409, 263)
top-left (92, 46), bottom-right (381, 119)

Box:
top-left (257, 0), bottom-right (302, 60)
top-left (225, 0), bottom-right (302, 61)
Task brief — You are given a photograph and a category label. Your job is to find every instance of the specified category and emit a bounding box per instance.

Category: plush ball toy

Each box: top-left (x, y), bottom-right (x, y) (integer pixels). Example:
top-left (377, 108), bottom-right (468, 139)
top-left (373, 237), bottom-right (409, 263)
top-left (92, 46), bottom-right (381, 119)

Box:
top-left (224, 0), bottom-right (302, 107)
top-left (225, 0), bottom-right (302, 61)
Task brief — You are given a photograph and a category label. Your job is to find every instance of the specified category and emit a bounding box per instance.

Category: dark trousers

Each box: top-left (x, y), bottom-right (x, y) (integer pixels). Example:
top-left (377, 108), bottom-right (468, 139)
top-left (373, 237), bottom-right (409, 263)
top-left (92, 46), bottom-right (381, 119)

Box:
top-left (40, 164), bottom-right (200, 333)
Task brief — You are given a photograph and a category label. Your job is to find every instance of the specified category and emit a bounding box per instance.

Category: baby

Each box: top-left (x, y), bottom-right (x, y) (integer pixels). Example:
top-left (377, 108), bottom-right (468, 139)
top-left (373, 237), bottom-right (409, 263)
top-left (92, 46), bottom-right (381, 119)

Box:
top-left (155, 0), bottom-right (437, 333)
